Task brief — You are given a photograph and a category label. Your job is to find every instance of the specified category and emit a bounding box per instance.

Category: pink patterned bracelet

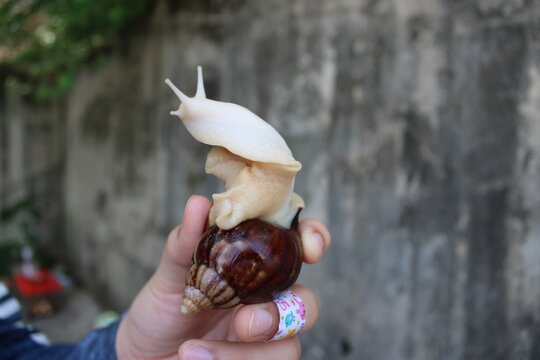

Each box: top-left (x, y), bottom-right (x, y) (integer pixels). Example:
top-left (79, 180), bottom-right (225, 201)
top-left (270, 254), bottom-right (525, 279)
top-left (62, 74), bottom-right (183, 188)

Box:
top-left (269, 290), bottom-right (306, 341)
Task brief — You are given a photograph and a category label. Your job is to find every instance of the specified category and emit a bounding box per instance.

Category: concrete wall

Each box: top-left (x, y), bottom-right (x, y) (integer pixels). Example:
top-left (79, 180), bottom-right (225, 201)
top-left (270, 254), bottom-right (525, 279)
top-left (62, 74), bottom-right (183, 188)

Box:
top-left (0, 85), bottom-right (66, 261)
top-left (2, 0), bottom-right (540, 359)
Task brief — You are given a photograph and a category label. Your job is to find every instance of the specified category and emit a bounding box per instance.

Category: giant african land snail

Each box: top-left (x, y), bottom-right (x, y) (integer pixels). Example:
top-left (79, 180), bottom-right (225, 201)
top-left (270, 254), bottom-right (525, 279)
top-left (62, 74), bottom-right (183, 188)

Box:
top-left (166, 67), bottom-right (304, 313)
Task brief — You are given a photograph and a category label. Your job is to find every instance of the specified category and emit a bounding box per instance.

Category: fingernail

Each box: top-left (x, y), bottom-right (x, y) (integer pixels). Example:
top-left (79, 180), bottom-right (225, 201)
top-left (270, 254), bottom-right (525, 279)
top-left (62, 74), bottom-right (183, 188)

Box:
top-left (182, 344), bottom-right (214, 360)
top-left (304, 230), bottom-right (324, 254)
top-left (312, 232), bottom-right (324, 253)
top-left (248, 305), bottom-right (274, 338)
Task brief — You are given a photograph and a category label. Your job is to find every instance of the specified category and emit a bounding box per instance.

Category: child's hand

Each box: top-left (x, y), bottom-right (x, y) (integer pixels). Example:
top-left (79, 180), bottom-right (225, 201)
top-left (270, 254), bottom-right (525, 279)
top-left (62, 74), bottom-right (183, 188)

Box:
top-left (115, 196), bottom-right (331, 360)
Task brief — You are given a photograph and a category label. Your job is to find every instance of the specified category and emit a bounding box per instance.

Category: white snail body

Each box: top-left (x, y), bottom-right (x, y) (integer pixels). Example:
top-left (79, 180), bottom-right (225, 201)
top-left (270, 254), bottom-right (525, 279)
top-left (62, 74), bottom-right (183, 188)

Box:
top-left (166, 67), bottom-right (304, 230)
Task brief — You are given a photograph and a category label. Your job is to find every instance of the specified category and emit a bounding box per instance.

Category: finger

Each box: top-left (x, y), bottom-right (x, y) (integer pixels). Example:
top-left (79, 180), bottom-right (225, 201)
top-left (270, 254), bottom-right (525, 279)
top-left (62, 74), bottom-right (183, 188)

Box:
top-left (179, 336), bottom-right (301, 360)
top-left (298, 219), bottom-right (332, 264)
top-left (154, 195), bottom-right (212, 294)
top-left (233, 284), bottom-right (318, 342)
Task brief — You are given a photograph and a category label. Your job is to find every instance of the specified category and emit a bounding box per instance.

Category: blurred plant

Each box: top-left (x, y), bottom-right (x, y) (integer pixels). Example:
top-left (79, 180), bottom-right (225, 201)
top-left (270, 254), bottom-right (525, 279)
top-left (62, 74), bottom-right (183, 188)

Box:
top-left (0, 0), bottom-right (152, 101)
top-left (0, 197), bottom-right (41, 276)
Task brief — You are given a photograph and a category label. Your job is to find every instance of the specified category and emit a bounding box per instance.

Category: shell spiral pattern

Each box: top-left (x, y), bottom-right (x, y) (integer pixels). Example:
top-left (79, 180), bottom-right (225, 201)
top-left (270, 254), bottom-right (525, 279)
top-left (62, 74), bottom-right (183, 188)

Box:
top-left (181, 216), bottom-right (303, 314)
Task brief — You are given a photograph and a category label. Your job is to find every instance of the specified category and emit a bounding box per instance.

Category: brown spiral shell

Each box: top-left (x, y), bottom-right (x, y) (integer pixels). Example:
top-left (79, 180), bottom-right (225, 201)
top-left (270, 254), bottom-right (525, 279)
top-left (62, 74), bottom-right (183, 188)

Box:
top-left (180, 213), bottom-right (303, 313)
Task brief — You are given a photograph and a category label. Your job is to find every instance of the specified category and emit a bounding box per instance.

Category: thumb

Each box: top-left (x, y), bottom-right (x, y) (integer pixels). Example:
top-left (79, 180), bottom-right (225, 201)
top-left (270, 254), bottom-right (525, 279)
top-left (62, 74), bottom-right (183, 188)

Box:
top-left (153, 195), bottom-right (212, 294)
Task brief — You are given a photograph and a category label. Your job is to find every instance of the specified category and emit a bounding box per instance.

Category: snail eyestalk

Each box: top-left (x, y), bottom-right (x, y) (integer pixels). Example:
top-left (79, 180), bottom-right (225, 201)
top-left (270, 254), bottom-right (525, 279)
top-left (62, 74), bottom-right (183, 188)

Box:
top-left (165, 78), bottom-right (190, 103)
top-left (195, 66), bottom-right (206, 98)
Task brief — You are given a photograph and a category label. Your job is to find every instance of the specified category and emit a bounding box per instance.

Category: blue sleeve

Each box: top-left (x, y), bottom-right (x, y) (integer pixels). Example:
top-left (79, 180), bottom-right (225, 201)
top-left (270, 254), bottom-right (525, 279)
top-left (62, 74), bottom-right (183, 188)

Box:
top-left (16, 319), bottom-right (121, 360)
top-left (0, 283), bottom-right (120, 360)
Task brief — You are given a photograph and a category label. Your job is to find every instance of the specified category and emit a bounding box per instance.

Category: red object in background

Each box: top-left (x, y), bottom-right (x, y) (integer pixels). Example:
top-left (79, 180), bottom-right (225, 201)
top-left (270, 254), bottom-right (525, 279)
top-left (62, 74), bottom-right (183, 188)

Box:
top-left (14, 268), bottom-right (63, 297)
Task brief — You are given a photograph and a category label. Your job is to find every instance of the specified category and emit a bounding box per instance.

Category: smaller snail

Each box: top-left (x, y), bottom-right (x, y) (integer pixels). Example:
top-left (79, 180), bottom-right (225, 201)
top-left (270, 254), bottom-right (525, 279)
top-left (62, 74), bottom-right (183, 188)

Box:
top-left (166, 67), bottom-right (304, 313)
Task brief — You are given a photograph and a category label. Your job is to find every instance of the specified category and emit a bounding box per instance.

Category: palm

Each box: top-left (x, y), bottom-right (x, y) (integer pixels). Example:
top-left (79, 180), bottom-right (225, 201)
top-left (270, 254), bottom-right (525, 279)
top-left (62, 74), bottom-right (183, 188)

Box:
top-left (123, 282), bottom-right (239, 359)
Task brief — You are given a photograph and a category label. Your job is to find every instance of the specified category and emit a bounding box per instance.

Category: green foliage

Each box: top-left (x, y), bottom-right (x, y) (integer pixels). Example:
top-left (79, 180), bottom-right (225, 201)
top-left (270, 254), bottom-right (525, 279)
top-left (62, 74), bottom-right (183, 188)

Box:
top-left (0, 197), bottom-right (41, 276)
top-left (0, 0), bottom-right (152, 101)
top-left (0, 197), bottom-right (41, 247)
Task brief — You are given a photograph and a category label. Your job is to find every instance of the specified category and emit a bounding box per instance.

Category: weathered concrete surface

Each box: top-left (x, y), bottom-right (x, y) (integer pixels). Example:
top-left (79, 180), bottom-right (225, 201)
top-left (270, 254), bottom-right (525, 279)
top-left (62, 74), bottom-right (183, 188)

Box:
top-left (0, 86), bottom-right (66, 261)
top-left (2, 0), bottom-right (540, 359)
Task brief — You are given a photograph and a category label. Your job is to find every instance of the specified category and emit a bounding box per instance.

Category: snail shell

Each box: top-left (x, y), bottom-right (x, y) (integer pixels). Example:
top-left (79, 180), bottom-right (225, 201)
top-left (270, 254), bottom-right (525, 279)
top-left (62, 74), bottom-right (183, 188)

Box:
top-left (181, 213), bottom-right (303, 314)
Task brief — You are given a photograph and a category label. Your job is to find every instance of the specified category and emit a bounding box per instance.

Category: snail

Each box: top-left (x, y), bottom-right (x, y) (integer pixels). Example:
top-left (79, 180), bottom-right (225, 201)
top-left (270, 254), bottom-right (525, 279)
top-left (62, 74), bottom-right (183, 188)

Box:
top-left (166, 67), bottom-right (305, 313)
